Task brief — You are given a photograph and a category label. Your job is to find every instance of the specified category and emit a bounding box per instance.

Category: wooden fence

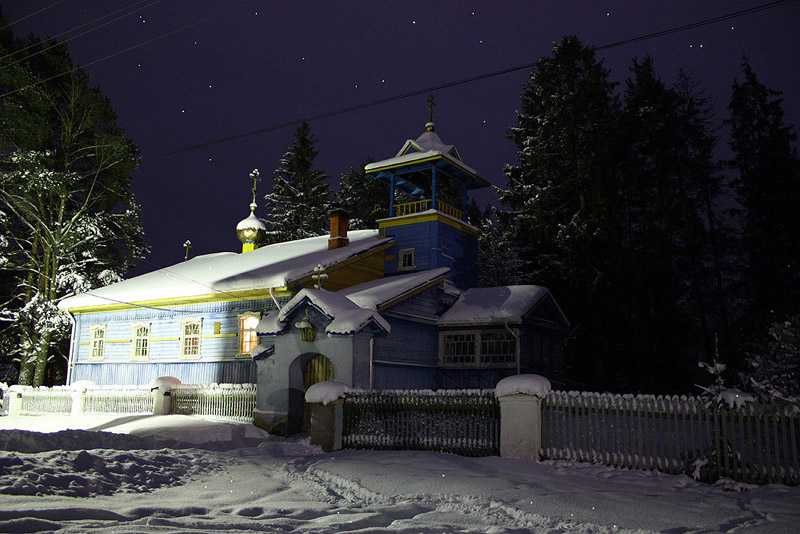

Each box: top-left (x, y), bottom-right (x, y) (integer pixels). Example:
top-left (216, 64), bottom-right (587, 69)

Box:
top-left (342, 389), bottom-right (500, 456)
top-left (542, 391), bottom-right (800, 485)
top-left (1, 383), bottom-right (256, 423)
top-left (170, 383), bottom-right (256, 422)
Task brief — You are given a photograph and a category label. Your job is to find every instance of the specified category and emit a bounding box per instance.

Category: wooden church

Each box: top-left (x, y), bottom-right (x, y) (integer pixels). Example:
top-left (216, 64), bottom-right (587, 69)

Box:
top-left (58, 118), bottom-right (569, 432)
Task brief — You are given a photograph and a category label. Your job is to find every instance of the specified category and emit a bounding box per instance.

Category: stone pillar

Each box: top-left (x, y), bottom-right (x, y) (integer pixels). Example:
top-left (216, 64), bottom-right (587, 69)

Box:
top-left (70, 389), bottom-right (86, 416)
top-left (498, 393), bottom-right (543, 461)
top-left (309, 401), bottom-right (343, 452)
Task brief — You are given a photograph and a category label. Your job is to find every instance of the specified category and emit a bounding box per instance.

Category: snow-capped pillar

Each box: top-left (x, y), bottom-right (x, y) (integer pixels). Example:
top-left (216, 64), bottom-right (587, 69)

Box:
top-left (150, 376), bottom-right (181, 416)
top-left (496, 375), bottom-right (552, 461)
top-left (389, 174), bottom-right (396, 217)
top-left (431, 165), bottom-right (437, 211)
top-left (7, 386), bottom-right (24, 417)
top-left (305, 381), bottom-right (350, 452)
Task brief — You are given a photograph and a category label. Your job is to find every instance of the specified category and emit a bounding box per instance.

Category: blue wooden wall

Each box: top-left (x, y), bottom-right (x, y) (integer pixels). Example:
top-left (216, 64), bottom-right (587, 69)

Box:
top-left (69, 297), bottom-right (283, 386)
top-left (382, 218), bottom-right (478, 288)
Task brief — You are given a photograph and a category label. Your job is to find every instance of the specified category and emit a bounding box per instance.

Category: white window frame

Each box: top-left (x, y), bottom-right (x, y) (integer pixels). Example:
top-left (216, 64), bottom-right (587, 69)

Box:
top-left (439, 329), bottom-right (518, 367)
top-left (89, 324), bottom-right (106, 361)
top-left (237, 312), bottom-right (261, 357)
top-left (398, 248), bottom-right (415, 271)
top-left (131, 322), bottom-right (151, 362)
top-left (180, 318), bottom-right (202, 359)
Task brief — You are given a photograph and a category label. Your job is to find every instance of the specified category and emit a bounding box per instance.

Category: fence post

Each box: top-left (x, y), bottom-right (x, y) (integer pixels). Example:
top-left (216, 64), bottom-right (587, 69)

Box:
top-left (70, 389), bottom-right (85, 416)
top-left (305, 381), bottom-right (350, 452)
top-left (8, 387), bottom-right (24, 417)
top-left (152, 388), bottom-right (172, 415)
top-left (496, 375), bottom-right (551, 461)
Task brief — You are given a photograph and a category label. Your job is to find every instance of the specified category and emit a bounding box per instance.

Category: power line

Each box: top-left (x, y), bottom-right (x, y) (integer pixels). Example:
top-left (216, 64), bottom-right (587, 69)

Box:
top-left (143, 0), bottom-right (800, 161)
top-left (0, 0), bottom-right (260, 100)
top-left (1, 0), bottom-right (69, 29)
top-left (0, 0), bottom-right (160, 67)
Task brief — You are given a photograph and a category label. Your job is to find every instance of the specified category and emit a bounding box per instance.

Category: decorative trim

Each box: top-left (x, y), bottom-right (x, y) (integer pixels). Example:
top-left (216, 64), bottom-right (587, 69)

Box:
top-left (204, 333), bottom-right (238, 338)
top-left (150, 337), bottom-right (180, 342)
top-left (378, 210), bottom-right (479, 236)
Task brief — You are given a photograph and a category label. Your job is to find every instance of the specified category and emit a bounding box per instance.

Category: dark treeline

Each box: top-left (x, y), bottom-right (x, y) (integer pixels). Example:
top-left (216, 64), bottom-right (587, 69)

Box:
top-left (488, 36), bottom-right (800, 394)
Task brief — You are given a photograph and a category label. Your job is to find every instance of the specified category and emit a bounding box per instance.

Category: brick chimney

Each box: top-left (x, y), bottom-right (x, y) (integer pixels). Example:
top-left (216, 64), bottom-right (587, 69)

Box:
top-left (328, 208), bottom-right (349, 250)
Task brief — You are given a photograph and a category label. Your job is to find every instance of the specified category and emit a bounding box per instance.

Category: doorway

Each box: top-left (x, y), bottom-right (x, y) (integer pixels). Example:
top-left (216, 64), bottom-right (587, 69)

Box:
top-left (302, 354), bottom-right (333, 428)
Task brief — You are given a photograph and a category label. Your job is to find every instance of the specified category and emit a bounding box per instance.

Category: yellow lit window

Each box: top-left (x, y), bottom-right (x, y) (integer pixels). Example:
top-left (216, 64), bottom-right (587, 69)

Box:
top-left (239, 313), bottom-right (261, 356)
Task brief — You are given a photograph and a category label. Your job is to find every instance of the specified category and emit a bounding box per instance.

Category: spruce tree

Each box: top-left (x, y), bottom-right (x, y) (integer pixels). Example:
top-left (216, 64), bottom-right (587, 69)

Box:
top-left (0, 12), bottom-right (146, 385)
top-left (336, 158), bottom-right (388, 229)
top-left (263, 122), bottom-right (331, 243)
top-left (498, 35), bottom-right (623, 390)
top-left (726, 59), bottom-right (800, 335)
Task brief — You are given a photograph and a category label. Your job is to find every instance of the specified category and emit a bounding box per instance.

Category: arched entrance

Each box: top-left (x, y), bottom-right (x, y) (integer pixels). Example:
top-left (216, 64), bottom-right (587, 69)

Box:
top-left (302, 354), bottom-right (333, 429)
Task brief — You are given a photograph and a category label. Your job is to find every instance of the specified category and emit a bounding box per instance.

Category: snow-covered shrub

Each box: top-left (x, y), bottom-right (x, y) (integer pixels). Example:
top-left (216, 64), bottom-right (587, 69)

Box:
top-left (743, 315), bottom-right (800, 412)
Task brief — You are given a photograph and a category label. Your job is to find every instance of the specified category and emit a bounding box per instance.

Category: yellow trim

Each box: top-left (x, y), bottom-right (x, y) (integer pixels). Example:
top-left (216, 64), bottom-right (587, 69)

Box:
top-left (151, 337), bottom-right (180, 342)
top-left (379, 211), bottom-right (479, 236)
top-left (204, 333), bottom-right (237, 338)
top-left (78, 342), bottom-right (90, 345)
top-left (67, 242), bottom-right (393, 314)
top-left (106, 339), bottom-right (132, 343)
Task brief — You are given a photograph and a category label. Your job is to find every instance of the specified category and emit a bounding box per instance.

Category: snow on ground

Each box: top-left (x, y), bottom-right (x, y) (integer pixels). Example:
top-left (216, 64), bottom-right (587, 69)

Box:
top-left (1, 415), bottom-right (798, 533)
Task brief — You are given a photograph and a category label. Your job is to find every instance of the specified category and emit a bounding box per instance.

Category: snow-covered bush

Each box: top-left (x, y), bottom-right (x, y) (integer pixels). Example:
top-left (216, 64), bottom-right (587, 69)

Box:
top-left (743, 315), bottom-right (800, 412)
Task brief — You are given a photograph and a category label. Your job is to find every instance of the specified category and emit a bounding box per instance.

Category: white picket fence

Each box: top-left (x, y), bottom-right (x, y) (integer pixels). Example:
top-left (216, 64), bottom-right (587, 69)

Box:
top-left (170, 383), bottom-right (257, 422)
top-left (542, 391), bottom-right (800, 485)
top-left (0, 383), bottom-right (256, 422)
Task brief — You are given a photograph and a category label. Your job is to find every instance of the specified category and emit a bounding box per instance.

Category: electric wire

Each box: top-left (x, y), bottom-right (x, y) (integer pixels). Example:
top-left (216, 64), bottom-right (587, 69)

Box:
top-left (0, 0), bottom-right (161, 68)
top-left (0, 0), bottom-right (260, 100)
top-left (142, 0), bottom-right (800, 160)
top-left (1, 0), bottom-right (69, 29)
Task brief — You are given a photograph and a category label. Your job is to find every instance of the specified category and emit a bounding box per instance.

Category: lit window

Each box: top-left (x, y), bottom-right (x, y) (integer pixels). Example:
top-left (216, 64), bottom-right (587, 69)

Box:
top-left (89, 325), bottom-right (106, 361)
top-left (398, 248), bottom-right (415, 271)
top-left (180, 318), bottom-right (202, 359)
top-left (238, 313), bottom-right (261, 356)
top-left (131, 323), bottom-right (150, 361)
top-left (439, 329), bottom-right (517, 367)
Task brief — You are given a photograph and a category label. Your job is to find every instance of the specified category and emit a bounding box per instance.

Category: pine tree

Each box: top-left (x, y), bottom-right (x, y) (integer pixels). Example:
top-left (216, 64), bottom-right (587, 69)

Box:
top-left (263, 122), bottom-right (331, 243)
top-left (726, 59), bottom-right (800, 335)
top-left (336, 158), bottom-right (388, 230)
top-left (0, 13), bottom-right (146, 386)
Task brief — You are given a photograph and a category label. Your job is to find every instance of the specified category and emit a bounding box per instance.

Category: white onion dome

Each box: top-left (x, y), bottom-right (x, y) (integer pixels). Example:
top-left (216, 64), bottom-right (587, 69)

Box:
top-left (236, 203), bottom-right (267, 244)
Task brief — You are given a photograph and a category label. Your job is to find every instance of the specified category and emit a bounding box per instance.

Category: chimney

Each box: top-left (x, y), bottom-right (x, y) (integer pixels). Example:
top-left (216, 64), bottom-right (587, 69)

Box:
top-left (328, 208), bottom-right (349, 250)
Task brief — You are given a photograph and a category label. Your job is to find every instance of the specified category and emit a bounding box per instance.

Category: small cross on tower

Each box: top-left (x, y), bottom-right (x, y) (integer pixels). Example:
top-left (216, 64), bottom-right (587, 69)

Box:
top-left (427, 93), bottom-right (436, 123)
top-left (183, 240), bottom-right (192, 261)
top-left (249, 168), bottom-right (260, 208)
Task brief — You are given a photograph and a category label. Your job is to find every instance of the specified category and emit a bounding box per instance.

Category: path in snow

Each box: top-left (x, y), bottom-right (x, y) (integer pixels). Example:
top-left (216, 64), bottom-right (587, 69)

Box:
top-left (0, 415), bottom-right (798, 533)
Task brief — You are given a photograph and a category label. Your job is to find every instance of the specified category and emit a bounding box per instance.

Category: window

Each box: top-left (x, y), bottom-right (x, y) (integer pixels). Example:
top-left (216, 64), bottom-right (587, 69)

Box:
top-left (89, 325), bottom-right (106, 361)
top-left (238, 312), bottom-right (261, 356)
top-left (180, 318), bottom-right (202, 359)
top-left (131, 323), bottom-right (150, 361)
top-left (398, 248), bottom-right (415, 271)
top-left (439, 329), bottom-right (517, 367)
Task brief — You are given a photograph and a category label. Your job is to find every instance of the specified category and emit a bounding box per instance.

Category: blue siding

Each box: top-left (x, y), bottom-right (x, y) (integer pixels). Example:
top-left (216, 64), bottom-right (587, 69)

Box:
top-left (71, 360), bottom-right (256, 385)
top-left (386, 285), bottom-right (440, 319)
top-left (372, 317), bottom-right (438, 367)
top-left (70, 297), bottom-right (284, 385)
top-left (373, 363), bottom-right (435, 390)
top-left (382, 219), bottom-right (477, 288)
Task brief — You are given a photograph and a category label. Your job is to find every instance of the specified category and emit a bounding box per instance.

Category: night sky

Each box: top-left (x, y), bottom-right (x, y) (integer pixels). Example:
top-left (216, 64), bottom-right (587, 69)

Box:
top-left (4, 1), bottom-right (800, 277)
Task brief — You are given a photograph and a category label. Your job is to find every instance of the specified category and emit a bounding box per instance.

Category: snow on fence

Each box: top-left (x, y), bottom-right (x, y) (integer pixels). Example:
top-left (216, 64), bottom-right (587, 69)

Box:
top-left (17, 386), bottom-right (74, 416)
top-left (83, 386), bottom-right (154, 415)
top-left (1, 383), bottom-right (256, 422)
top-left (342, 389), bottom-right (500, 456)
top-left (541, 391), bottom-right (800, 485)
top-left (170, 383), bottom-right (256, 423)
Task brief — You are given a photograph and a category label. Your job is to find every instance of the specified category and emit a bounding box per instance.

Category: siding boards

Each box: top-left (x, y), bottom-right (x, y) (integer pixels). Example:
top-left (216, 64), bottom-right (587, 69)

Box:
top-left (71, 361), bottom-right (256, 385)
top-left (373, 318), bottom-right (438, 367)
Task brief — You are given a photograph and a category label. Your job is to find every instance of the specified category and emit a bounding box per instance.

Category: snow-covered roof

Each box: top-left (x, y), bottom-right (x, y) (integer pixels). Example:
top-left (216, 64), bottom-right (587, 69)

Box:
top-left (257, 288), bottom-right (390, 336)
top-left (437, 285), bottom-right (560, 326)
top-left (341, 267), bottom-right (450, 311)
top-left (59, 230), bottom-right (391, 310)
top-left (236, 211), bottom-right (267, 232)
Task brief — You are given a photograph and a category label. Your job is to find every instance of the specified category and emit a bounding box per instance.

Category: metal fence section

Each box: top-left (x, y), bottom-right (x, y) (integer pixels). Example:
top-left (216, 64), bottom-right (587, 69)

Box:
top-left (170, 383), bottom-right (256, 422)
top-left (83, 386), bottom-right (154, 415)
top-left (542, 391), bottom-right (800, 485)
top-left (18, 387), bottom-right (73, 416)
top-left (342, 389), bottom-right (500, 456)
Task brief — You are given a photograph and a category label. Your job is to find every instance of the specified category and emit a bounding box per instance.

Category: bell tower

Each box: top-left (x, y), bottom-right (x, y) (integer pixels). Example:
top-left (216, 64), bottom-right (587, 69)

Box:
top-left (365, 103), bottom-right (490, 288)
